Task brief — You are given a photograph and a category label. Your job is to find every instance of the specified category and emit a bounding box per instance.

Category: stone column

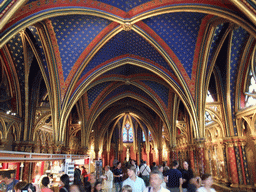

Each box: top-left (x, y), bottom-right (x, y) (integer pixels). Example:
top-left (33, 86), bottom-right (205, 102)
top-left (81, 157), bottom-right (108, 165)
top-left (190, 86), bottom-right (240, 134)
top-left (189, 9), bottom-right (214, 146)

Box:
top-left (227, 142), bottom-right (239, 187)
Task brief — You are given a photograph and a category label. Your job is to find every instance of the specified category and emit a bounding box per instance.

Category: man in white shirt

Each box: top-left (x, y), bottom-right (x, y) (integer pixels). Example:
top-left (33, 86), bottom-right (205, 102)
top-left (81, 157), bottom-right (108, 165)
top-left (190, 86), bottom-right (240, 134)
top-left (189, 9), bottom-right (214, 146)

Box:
top-left (123, 165), bottom-right (146, 192)
top-left (143, 170), bottom-right (170, 192)
top-left (103, 165), bottom-right (113, 192)
top-left (139, 161), bottom-right (151, 186)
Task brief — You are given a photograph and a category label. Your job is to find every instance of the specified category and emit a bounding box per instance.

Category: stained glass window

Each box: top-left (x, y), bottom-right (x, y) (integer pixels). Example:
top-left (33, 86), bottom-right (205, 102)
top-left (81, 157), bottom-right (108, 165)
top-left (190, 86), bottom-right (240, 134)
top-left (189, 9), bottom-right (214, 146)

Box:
top-left (128, 128), bottom-right (133, 142)
top-left (206, 91), bottom-right (214, 102)
top-left (205, 111), bottom-right (213, 125)
top-left (149, 131), bottom-right (152, 141)
top-left (123, 122), bottom-right (133, 142)
top-left (245, 71), bottom-right (256, 107)
top-left (142, 131), bottom-right (146, 142)
top-left (123, 127), bottom-right (127, 142)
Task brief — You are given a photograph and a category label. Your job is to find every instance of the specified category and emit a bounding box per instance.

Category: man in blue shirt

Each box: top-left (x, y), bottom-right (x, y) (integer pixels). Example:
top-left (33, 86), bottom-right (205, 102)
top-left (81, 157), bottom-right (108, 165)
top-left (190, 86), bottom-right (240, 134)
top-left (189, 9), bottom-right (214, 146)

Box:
top-left (113, 162), bottom-right (123, 192)
top-left (123, 165), bottom-right (146, 192)
top-left (164, 160), bottom-right (183, 192)
top-left (2, 170), bottom-right (19, 192)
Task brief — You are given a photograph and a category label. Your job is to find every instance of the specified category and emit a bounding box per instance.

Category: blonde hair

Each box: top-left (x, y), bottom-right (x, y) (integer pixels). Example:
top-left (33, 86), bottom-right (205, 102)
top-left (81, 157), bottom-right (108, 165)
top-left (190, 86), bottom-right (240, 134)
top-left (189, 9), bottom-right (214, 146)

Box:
top-left (122, 185), bottom-right (132, 192)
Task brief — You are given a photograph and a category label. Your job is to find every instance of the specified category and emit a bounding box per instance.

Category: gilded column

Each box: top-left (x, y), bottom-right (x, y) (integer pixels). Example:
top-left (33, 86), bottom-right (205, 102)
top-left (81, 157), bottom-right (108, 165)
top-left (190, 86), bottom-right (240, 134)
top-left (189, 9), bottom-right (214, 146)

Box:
top-left (171, 147), bottom-right (177, 162)
top-left (106, 151), bottom-right (110, 165)
top-left (227, 142), bottom-right (239, 186)
top-left (233, 141), bottom-right (243, 185)
top-left (222, 144), bottom-right (229, 182)
top-left (95, 149), bottom-right (99, 160)
top-left (204, 144), bottom-right (211, 175)
top-left (146, 150), bottom-right (150, 166)
top-left (119, 150), bottom-right (123, 163)
top-left (158, 148), bottom-right (163, 165)
top-left (136, 151), bottom-right (140, 165)
top-left (253, 136), bottom-right (256, 150)
top-left (196, 141), bottom-right (205, 175)
top-left (166, 148), bottom-right (171, 167)
top-left (213, 144), bottom-right (219, 177)
top-left (240, 141), bottom-right (250, 185)
top-left (189, 146), bottom-right (195, 171)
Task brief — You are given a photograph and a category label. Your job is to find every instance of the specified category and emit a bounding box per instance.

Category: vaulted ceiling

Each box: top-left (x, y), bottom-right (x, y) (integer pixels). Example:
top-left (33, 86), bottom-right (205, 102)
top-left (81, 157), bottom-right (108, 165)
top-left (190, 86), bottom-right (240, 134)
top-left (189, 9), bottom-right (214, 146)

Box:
top-left (1, 0), bottom-right (256, 145)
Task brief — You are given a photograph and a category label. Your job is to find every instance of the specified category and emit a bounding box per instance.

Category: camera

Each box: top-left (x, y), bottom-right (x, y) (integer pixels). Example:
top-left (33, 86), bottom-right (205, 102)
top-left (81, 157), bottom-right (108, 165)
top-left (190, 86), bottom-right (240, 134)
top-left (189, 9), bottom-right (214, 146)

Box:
top-left (21, 183), bottom-right (36, 192)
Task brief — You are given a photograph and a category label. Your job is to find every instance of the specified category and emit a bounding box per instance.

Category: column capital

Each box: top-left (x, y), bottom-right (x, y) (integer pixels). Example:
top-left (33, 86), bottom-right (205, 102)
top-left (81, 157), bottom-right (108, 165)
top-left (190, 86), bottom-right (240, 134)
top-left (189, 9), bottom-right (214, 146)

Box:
top-left (196, 142), bottom-right (205, 148)
top-left (227, 141), bottom-right (234, 148)
top-left (80, 146), bottom-right (88, 154)
top-left (252, 136), bottom-right (256, 146)
top-left (53, 142), bottom-right (64, 154)
top-left (171, 146), bottom-right (177, 151)
top-left (194, 138), bottom-right (206, 148)
top-left (14, 141), bottom-right (34, 152)
top-left (0, 139), bottom-right (9, 149)
top-left (187, 144), bottom-right (195, 151)
top-left (239, 140), bottom-right (247, 147)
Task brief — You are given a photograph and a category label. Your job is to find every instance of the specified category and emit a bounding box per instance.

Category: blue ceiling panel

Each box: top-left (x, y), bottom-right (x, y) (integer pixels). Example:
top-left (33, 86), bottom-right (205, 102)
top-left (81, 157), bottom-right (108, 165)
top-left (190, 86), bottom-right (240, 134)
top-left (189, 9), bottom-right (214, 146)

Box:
top-left (28, 26), bottom-right (49, 79)
top-left (104, 64), bottom-right (155, 76)
top-left (80, 30), bottom-right (173, 79)
top-left (25, 0), bottom-right (38, 5)
top-left (7, 33), bottom-right (25, 110)
top-left (96, 0), bottom-right (152, 12)
top-left (207, 23), bottom-right (226, 71)
top-left (143, 12), bottom-right (206, 78)
top-left (142, 80), bottom-right (169, 107)
top-left (50, 15), bottom-right (111, 80)
top-left (87, 81), bottom-right (112, 108)
top-left (229, 27), bottom-right (249, 136)
top-left (102, 85), bottom-right (127, 104)
top-left (101, 84), bottom-right (155, 105)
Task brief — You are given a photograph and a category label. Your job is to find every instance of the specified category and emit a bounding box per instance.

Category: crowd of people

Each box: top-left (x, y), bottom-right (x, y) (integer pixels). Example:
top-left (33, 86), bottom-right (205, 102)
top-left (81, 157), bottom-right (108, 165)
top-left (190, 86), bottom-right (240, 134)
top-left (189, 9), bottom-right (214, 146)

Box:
top-left (0, 160), bottom-right (216, 192)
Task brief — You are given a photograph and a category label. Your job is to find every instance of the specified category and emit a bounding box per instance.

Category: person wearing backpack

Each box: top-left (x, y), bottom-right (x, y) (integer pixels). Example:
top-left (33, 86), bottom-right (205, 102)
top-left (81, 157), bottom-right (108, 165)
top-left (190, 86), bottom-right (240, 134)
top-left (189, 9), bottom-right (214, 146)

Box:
top-left (138, 161), bottom-right (151, 187)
